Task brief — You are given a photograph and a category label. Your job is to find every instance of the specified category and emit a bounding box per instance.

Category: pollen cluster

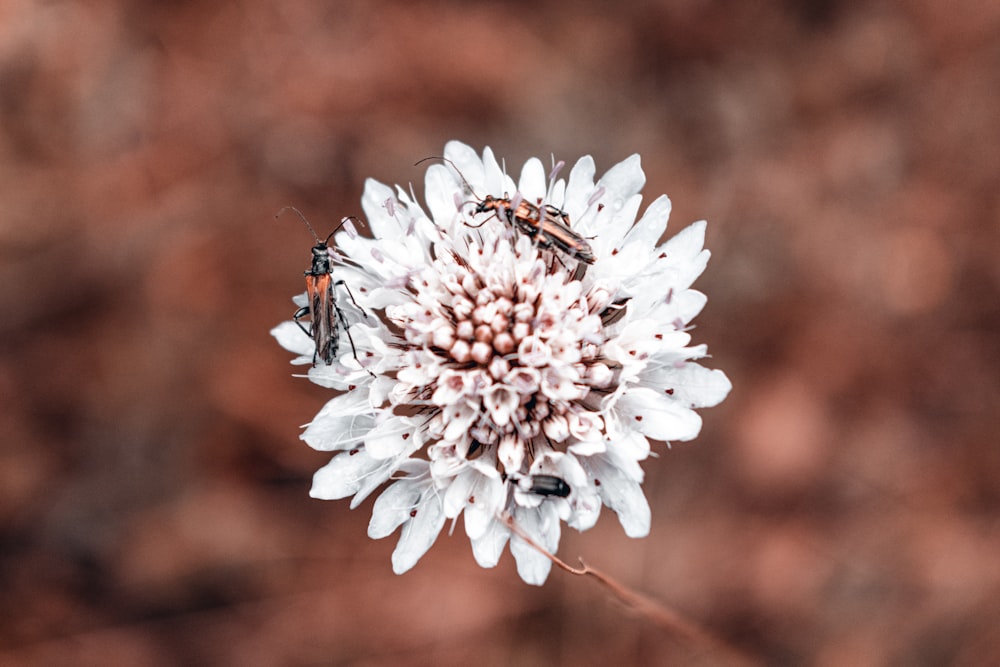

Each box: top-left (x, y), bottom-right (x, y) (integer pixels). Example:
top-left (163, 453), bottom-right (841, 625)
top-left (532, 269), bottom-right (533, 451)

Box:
top-left (386, 234), bottom-right (612, 473)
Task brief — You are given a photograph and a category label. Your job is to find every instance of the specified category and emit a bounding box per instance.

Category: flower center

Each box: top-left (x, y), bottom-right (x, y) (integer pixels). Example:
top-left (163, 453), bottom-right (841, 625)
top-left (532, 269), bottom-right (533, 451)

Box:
top-left (387, 234), bottom-right (613, 472)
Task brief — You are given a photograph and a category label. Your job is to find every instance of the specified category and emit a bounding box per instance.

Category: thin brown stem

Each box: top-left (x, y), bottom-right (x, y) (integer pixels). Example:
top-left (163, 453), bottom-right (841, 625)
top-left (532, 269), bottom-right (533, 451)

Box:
top-left (503, 513), bottom-right (758, 666)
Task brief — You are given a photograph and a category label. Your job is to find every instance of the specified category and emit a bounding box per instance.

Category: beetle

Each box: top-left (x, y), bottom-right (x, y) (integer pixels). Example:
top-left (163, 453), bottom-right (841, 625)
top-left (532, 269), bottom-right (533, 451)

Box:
top-left (504, 472), bottom-right (573, 498)
top-left (278, 207), bottom-right (371, 372)
top-left (525, 473), bottom-right (572, 498)
top-left (416, 156), bottom-right (596, 265)
top-left (474, 194), bottom-right (596, 265)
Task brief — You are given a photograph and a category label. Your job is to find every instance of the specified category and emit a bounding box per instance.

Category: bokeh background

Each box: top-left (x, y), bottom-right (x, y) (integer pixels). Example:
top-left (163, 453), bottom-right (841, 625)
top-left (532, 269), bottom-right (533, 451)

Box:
top-left (2, 1), bottom-right (999, 665)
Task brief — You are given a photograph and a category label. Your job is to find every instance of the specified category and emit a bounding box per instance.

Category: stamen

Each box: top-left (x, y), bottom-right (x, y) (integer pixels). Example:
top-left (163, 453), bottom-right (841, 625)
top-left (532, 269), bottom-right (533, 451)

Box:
top-left (510, 191), bottom-right (523, 213)
top-left (548, 159), bottom-right (565, 182)
top-left (341, 217), bottom-right (359, 239)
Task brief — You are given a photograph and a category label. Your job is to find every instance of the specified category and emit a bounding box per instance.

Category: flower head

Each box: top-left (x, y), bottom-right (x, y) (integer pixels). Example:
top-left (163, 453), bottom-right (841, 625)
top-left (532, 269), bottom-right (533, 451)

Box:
top-left (272, 141), bottom-right (731, 584)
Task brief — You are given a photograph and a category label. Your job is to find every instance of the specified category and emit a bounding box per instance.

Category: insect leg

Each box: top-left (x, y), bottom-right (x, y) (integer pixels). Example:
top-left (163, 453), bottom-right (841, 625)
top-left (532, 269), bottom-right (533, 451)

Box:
top-left (293, 306), bottom-right (312, 337)
top-left (333, 279), bottom-right (370, 320)
top-left (465, 216), bottom-right (491, 229)
top-left (332, 300), bottom-right (376, 377)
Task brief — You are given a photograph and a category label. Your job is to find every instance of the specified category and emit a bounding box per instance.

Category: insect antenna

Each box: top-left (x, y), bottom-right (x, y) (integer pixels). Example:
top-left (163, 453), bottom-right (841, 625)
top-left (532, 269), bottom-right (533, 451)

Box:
top-left (329, 215), bottom-right (365, 242)
top-left (414, 156), bottom-right (481, 201)
top-left (277, 207), bottom-right (366, 246)
top-left (275, 205), bottom-right (322, 243)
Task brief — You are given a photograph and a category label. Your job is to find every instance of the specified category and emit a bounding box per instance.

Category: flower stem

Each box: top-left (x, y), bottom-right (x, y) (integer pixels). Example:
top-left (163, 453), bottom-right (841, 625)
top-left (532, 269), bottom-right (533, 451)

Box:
top-left (503, 513), bottom-right (758, 666)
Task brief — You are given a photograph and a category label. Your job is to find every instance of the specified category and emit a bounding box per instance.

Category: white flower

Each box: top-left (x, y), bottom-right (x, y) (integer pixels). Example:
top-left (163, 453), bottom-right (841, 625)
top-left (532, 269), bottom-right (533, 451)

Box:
top-left (273, 141), bottom-right (731, 585)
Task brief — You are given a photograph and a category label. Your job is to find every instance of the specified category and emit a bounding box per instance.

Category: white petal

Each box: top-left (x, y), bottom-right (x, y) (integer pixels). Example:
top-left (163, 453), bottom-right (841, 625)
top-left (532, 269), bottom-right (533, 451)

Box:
top-left (653, 364), bottom-right (733, 409)
top-left (548, 176), bottom-right (566, 208)
top-left (392, 486), bottom-right (446, 574)
top-left (310, 448), bottom-right (384, 501)
top-left (480, 146), bottom-right (515, 197)
top-left (563, 155), bottom-right (596, 219)
top-left (512, 550), bottom-right (553, 587)
top-left (425, 164), bottom-right (461, 228)
top-left (568, 439), bottom-right (606, 456)
top-left (301, 392), bottom-right (375, 451)
top-left (444, 140), bottom-right (486, 192)
top-left (616, 386), bottom-right (703, 442)
top-left (661, 219), bottom-right (706, 263)
top-left (360, 178), bottom-right (402, 239)
top-left (607, 430), bottom-right (651, 473)
top-left (271, 321), bottom-right (313, 358)
top-left (604, 318), bottom-right (690, 367)
top-left (510, 504), bottom-right (560, 585)
top-left (442, 461), bottom-right (503, 535)
top-left (463, 474), bottom-right (504, 540)
top-left (441, 462), bottom-right (501, 524)
top-left (627, 194), bottom-right (671, 250)
top-left (352, 455), bottom-right (409, 509)
top-left (568, 484), bottom-right (602, 532)
top-left (368, 478), bottom-right (424, 539)
top-left (442, 466), bottom-right (476, 519)
top-left (365, 416), bottom-right (420, 459)
top-left (587, 193), bottom-right (643, 259)
top-left (579, 454), bottom-right (651, 538)
top-left (599, 154), bottom-right (645, 201)
top-left (645, 288), bottom-right (708, 326)
top-left (518, 157), bottom-right (546, 203)
top-left (470, 518), bottom-right (510, 568)
top-left (584, 154), bottom-right (645, 244)
top-left (307, 362), bottom-right (374, 392)
top-left (626, 222), bottom-right (710, 298)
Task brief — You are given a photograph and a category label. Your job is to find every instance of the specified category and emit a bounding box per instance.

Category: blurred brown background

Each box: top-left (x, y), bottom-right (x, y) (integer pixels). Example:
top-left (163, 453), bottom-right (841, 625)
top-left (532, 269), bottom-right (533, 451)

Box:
top-left (2, 1), bottom-right (998, 665)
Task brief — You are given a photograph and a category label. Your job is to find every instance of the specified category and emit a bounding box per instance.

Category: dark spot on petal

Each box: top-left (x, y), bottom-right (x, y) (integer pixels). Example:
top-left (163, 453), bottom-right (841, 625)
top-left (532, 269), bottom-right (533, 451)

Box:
top-left (659, 252), bottom-right (667, 259)
top-left (665, 388), bottom-right (674, 395)
top-left (635, 415), bottom-right (643, 421)
top-left (629, 350), bottom-right (636, 356)
top-left (655, 333), bottom-right (663, 340)
top-left (349, 448), bottom-right (360, 455)
top-left (597, 204), bottom-right (605, 212)
top-left (469, 495), bottom-right (476, 504)
top-left (410, 509), bottom-right (418, 517)
top-left (612, 248), bottom-right (619, 256)
top-left (402, 433), bottom-right (410, 440)
top-left (348, 385), bottom-right (357, 391)
top-left (594, 479), bottom-right (602, 486)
